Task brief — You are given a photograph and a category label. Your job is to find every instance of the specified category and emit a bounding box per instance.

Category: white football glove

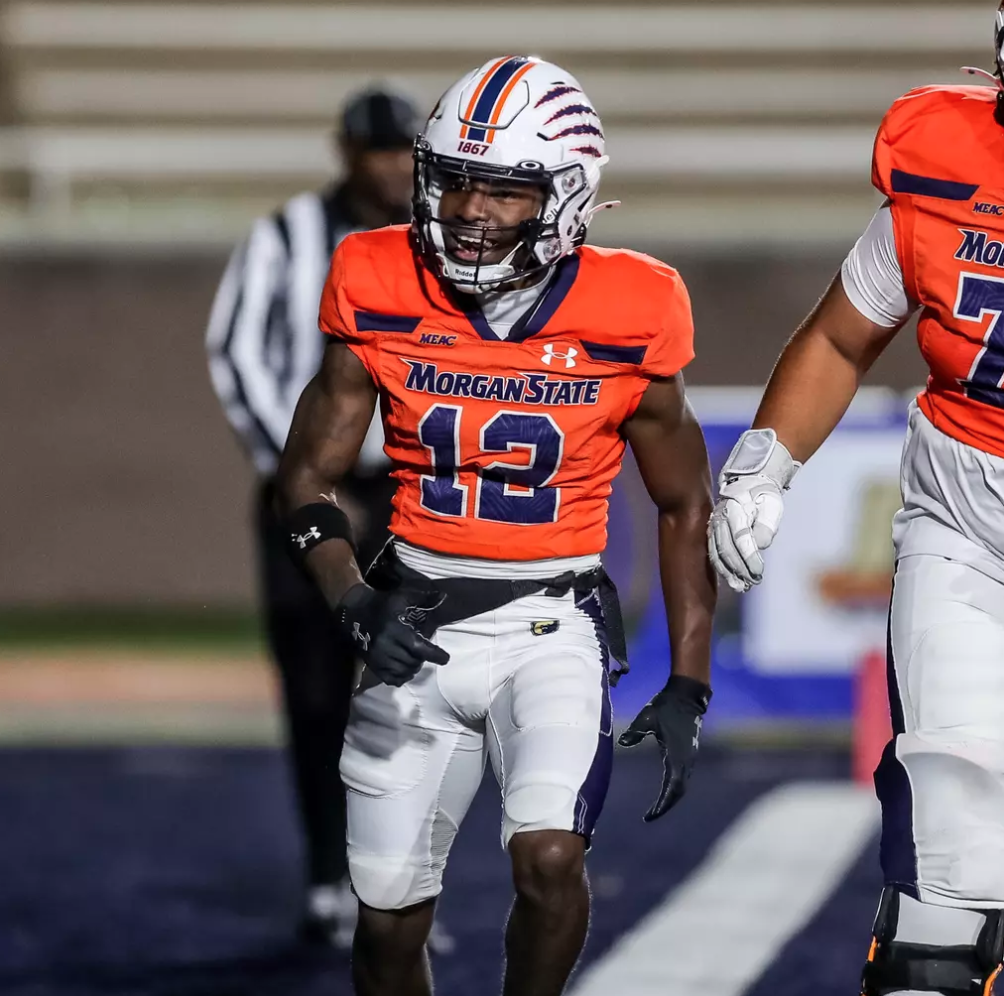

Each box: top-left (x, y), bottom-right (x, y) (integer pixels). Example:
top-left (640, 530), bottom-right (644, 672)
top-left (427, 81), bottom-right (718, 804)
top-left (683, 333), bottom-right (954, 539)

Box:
top-left (707, 429), bottom-right (801, 593)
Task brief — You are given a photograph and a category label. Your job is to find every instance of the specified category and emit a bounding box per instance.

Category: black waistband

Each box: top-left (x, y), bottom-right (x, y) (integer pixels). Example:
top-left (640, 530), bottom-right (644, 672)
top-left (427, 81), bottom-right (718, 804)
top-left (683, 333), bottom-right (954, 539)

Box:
top-left (365, 543), bottom-right (629, 679)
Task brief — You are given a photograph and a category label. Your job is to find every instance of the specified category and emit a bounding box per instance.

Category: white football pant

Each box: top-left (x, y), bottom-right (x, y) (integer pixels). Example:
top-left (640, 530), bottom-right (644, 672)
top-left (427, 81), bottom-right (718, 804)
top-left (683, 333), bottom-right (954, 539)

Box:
top-left (339, 587), bottom-right (612, 911)
top-left (878, 405), bottom-right (1004, 914)
top-left (879, 552), bottom-right (1004, 909)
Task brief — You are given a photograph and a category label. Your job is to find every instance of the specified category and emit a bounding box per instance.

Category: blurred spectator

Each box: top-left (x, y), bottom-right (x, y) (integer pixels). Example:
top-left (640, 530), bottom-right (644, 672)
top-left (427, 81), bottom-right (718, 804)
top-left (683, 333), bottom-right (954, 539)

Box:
top-left (205, 85), bottom-right (417, 947)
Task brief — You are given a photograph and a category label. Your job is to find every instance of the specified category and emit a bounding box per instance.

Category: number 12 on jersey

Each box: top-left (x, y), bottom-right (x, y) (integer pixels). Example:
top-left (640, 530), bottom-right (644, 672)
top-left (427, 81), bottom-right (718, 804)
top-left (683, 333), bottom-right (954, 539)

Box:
top-left (418, 403), bottom-right (565, 525)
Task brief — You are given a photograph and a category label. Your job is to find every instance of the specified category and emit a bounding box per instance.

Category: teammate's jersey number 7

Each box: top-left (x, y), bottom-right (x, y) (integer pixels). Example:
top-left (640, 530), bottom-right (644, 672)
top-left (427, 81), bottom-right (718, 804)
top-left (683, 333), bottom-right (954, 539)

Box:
top-left (418, 403), bottom-right (564, 525)
top-left (955, 271), bottom-right (1004, 409)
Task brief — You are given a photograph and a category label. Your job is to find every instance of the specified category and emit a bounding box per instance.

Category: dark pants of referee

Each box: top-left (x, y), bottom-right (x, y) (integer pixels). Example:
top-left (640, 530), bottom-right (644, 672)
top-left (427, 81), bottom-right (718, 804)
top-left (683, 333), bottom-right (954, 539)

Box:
top-left (256, 473), bottom-right (396, 889)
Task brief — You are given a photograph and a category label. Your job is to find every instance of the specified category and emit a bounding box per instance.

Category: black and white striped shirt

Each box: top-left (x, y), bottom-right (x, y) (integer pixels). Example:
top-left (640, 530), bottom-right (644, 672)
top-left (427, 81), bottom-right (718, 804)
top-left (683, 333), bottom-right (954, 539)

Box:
top-left (206, 184), bottom-right (387, 477)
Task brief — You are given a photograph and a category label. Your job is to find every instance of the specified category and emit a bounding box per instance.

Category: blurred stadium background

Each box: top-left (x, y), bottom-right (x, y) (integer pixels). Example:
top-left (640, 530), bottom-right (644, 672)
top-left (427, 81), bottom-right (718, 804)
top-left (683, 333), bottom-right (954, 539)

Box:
top-left (0, 2), bottom-right (982, 994)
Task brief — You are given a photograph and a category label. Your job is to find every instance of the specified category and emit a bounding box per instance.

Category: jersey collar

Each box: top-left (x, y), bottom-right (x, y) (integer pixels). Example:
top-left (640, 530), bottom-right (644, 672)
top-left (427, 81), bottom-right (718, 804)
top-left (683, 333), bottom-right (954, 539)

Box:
top-left (452, 253), bottom-right (581, 343)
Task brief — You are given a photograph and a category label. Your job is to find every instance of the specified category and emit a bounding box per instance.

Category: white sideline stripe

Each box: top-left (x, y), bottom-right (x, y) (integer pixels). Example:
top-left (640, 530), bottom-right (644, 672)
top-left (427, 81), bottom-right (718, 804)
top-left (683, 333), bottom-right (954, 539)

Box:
top-left (0, 125), bottom-right (875, 178)
top-left (17, 67), bottom-right (966, 119)
top-left (1, 3), bottom-right (987, 53)
top-left (569, 783), bottom-right (880, 996)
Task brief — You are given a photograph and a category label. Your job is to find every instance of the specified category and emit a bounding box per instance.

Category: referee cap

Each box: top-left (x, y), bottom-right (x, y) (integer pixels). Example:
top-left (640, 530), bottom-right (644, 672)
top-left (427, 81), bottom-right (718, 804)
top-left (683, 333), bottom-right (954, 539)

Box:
top-left (341, 85), bottom-right (420, 150)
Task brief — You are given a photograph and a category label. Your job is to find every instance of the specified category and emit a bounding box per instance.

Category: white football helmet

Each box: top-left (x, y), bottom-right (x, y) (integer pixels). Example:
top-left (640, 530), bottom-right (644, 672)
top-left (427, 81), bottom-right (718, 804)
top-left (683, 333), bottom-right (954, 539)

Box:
top-left (413, 55), bottom-right (615, 293)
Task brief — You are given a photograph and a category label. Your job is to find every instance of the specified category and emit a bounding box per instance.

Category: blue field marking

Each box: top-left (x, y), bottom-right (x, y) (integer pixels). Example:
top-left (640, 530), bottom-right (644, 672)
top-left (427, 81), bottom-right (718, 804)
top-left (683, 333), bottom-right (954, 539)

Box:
top-left (747, 827), bottom-right (882, 996)
top-left (0, 746), bottom-right (862, 996)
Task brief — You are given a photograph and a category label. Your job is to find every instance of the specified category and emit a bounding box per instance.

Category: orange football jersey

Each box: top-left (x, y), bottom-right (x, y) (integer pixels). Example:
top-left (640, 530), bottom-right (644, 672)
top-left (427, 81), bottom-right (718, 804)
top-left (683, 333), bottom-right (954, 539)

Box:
top-left (874, 84), bottom-right (1004, 458)
top-left (318, 226), bottom-right (694, 560)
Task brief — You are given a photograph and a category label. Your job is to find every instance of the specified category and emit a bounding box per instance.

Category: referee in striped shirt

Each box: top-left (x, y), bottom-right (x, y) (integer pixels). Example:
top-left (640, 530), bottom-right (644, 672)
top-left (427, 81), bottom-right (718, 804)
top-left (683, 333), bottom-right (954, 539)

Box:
top-left (206, 85), bottom-right (425, 948)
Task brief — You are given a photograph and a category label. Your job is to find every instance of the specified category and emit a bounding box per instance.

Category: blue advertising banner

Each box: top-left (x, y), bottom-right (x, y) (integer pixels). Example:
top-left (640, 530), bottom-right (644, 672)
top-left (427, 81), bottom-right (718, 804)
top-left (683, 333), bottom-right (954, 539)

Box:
top-left (605, 389), bottom-right (910, 730)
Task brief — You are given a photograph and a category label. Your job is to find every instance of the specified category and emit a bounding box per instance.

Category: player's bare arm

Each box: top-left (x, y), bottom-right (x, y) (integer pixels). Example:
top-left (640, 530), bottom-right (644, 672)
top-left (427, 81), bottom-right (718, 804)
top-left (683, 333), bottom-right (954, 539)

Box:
top-left (276, 341), bottom-right (449, 686)
top-left (618, 374), bottom-right (717, 821)
top-left (753, 275), bottom-right (904, 463)
top-left (275, 340), bottom-right (376, 605)
top-left (709, 275), bottom-right (905, 593)
top-left (625, 374), bottom-right (716, 684)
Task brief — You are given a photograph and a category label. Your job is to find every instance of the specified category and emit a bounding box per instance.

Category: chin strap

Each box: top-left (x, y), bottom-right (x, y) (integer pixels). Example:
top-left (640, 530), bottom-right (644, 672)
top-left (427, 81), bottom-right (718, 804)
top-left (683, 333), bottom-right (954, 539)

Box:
top-left (586, 200), bottom-right (621, 222)
top-left (962, 66), bottom-right (1004, 88)
top-left (438, 237), bottom-right (521, 294)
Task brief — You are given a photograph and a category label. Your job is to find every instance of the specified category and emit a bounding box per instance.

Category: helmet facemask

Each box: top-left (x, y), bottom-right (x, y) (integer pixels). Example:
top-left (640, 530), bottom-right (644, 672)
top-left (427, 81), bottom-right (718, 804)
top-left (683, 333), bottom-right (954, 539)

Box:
top-left (993, 3), bottom-right (1004, 124)
top-left (997, 3), bottom-right (1004, 80)
top-left (413, 139), bottom-right (604, 294)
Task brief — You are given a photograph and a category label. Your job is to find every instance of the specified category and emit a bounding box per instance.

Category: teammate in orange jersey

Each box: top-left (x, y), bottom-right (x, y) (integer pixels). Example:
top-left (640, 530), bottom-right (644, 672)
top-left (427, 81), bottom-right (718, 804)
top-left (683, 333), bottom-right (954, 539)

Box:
top-left (709, 7), bottom-right (1004, 995)
top-left (276, 55), bottom-right (716, 996)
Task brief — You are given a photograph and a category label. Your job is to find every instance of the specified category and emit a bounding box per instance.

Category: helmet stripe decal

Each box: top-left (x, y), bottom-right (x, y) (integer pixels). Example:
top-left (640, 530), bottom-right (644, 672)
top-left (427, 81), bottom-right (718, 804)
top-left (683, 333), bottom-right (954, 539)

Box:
top-left (460, 55), bottom-right (511, 140)
top-left (535, 85), bottom-right (582, 108)
top-left (464, 56), bottom-right (529, 142)
top-left (544, 104), bottom-right (598, 126)
top-left (485, 61), bottom-right (535, 143)
top-left (541, 123), bottom-right (605, 141)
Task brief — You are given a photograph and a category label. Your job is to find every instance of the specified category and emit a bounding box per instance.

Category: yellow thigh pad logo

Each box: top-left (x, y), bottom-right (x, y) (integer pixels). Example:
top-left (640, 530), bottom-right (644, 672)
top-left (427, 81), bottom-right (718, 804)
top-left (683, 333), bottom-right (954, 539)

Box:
top-left (530, 620), bottom-right (560, 637)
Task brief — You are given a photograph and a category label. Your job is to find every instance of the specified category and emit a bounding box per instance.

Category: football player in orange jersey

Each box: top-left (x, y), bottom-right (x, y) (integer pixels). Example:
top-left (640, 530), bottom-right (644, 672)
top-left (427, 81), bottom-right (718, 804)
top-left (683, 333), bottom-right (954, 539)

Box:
top-left (709, 6), bottom-right (1004, 995)
top-left (276, 56), bottom-right (717, 996)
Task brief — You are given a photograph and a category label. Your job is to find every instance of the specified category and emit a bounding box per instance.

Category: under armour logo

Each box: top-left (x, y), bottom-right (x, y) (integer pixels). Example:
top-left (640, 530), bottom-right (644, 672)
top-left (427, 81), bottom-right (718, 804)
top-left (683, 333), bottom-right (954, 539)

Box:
top-left (292, 526), bottom-right (321, 549)
top-left (399, 593), bottom-right (447, 628)
top-left (692, 715), bottom-right (703, 750)
top-left (541, 343), bottom-right (578, 368)
top-left (351, 622), bottom-right (371, 651)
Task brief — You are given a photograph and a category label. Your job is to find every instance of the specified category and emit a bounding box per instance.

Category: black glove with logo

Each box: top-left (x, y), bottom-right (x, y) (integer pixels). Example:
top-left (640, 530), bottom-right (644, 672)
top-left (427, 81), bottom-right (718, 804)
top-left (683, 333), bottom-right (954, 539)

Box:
top-left (335, 583), bottom-right (450, 687)
top-left (618, 675), bottom-right (712, 822)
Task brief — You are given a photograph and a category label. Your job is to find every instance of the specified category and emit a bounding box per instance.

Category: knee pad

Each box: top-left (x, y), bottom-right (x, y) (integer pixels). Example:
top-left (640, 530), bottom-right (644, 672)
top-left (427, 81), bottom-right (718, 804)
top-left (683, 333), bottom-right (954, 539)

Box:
top-left (890, 736), bottom-right (1004, 904)
top-left (348, 850), bottom-right (442, 912)
top-left (501, 732), bottom-right (613, 847)
top-left (861, 887), bottom-right (1004, 996)
top-left (503, 777), bottom-right (579, 846)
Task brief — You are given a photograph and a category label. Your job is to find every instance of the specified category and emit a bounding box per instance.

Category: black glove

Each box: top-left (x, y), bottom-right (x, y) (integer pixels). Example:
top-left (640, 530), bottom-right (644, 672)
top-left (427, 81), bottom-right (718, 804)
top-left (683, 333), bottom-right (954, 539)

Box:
top-left (618, 675), bottom-right (712, 822)
top-left (335, 583), bottom-right (450, 687)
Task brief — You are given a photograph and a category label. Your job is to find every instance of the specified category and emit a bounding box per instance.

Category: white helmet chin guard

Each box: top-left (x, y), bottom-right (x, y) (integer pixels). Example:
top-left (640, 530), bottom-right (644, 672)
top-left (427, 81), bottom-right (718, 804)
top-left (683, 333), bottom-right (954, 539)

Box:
top-left (413, 55), bottom-right (616, 294)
